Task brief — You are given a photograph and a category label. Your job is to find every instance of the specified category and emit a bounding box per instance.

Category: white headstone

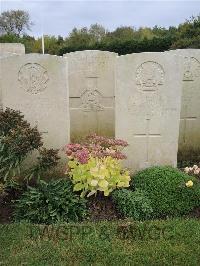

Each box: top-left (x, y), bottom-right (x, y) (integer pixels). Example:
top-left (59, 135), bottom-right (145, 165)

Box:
top-left (0, 54), bottom-right (70, 158)
top-left (116, 52), bottom-right (182, 172)
top-left (173, 49), bottom-right (200, 151)
top-left (64, 50), bottom-right (117, 140)
top-left (0, 43), bottom-right (25, 55)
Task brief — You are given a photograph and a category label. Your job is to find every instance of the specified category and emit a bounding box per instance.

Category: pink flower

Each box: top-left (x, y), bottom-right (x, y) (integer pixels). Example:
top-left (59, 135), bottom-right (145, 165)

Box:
top-left (75, 148), bottom-right (89, 164)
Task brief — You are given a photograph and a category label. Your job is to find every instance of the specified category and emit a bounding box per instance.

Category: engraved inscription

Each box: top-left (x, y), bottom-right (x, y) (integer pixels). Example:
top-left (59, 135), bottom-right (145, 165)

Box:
top-left (18, 63), bottom-right (49, 94)
top-left (80, 77), bottom-right (104, 112)
top-left (183, 57), bottom-right (200, 81)
top-left (136, 61), bottom-right (165, 91)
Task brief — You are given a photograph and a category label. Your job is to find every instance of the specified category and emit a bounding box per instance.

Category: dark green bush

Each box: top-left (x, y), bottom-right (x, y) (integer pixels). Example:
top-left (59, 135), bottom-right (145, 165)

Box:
top-left (0, 108), bottom-right (42, 187)
top-left (14, 179), bottom-right (88, 224)
top-left (132, 166), bottom-right (200, 218)
top-left (112, 189), bottom-right (153, 220)
top-left (0, 108), bottom-right (42, 157)
top-left (59, 37), bottom-right (173, 56)
top-left (0, 108), bottom-right (60, 190)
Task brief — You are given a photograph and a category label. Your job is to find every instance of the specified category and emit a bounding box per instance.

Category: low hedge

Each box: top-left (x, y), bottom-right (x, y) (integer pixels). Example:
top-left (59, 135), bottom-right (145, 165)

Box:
top-left (131, 166), bottom-right (200, 218)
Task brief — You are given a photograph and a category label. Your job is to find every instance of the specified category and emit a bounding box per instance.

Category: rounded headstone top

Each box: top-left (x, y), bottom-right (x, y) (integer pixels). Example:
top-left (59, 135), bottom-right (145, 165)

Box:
top-left (63, 50), bottom-right (118, 58)
top-left (0, 43), bottom-right (25, 55)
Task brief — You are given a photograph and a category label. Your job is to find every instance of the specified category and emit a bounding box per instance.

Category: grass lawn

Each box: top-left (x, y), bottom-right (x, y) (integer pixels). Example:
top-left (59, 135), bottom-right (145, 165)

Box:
top-left (0, 219), bottom-right (200, 265)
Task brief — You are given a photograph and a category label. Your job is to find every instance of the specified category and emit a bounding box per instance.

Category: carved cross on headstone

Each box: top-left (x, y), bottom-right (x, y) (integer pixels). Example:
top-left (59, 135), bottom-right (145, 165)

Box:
top-left (134, 118), bottom-right (161, 162)
top-left (180, 103), bottom-right (197, 143)
top-left (70, 76), bottom-right (112, 113)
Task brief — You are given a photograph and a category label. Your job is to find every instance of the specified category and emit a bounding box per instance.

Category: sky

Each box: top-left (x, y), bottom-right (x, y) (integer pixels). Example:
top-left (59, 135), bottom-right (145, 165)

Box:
top-left (1, 0), bottom-right (200, 37)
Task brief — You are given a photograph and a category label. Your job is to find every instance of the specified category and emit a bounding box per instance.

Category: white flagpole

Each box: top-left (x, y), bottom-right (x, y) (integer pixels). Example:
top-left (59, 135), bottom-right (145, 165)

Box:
top-left (42, 34), bottom-right (45, 54)
top-left (41, 10), bottom-right (44, 54)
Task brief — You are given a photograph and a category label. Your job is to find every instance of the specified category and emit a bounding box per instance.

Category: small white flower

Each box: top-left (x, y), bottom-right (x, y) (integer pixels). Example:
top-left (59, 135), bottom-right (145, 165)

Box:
top-left (194, 169), bottom-right (200, 175)
top-left (184, 167), bottom-right (190, 173)
top-left (193, 165), bottom-right (198, 170)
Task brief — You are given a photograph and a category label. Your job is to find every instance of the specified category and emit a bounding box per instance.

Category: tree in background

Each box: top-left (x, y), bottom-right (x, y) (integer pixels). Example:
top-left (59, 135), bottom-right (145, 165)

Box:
top-left (171, 15), bottom-right (200, 49)
top-left (31, 35), bottom-right (65, 54)
top-left (89, 23), bottom-right (106, 41)
top-left (0, 10), bottom-right (33, 36)
top-left (0, 9), bottom-right (199, 54)
top-left (105, 26), bottom-right (136, 42)
top-left (67, 27), bottom-right (94, 47)
top-left (65, 23), bottom-right (106, 47)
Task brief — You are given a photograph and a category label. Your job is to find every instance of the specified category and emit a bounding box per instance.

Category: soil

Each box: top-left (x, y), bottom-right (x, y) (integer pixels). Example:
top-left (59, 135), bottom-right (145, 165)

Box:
top-left (188, 207), bottom-right (200, 219)
top-left (0, 189), bottom-right (21, 224)
top-left (87, 193), bottom-right (122, 222)
top-left (0, 197), bottom-right (13, 224)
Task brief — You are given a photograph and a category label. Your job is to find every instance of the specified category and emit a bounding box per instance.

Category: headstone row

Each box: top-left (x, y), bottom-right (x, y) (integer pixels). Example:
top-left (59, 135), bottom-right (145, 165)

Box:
top-left (0, 45), bottom-right (199, 172)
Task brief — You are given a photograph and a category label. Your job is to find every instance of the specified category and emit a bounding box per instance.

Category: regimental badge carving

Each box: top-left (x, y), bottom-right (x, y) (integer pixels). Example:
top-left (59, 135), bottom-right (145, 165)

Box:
top-left (81, 90), bottom-right (104, 112)
top-left (18, 63), bottom-right (49, 94)
top-left (80, 77), bottom-right (104, 112)
top-left (183, 57), bottom-right (200, 81)
top-left (136, 61), bottom-right (165, 91)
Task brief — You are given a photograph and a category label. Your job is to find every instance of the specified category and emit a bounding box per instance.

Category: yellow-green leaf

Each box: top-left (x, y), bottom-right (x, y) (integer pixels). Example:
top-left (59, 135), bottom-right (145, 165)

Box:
top-left (73, 183), bottom-right (83, 191)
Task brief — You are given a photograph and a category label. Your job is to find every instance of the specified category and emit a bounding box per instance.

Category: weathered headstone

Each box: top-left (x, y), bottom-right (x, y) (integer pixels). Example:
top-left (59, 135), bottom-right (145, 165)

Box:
top-left (0, 54), bottom-right (70, 157)
top-left (116, 52), bottom-right (182, 172)
top-left (64, 50), bottom-right (117, 140)
top-left (0, 43), bottom-right (25, 55)
top-left (0, 44), bottom-right (26, 108)
top-left (173, 49), bottom-right (200, 151)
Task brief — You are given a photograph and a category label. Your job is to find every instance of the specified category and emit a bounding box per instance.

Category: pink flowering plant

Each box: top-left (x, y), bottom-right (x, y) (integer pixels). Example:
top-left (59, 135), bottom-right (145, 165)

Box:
top-left (65, 134), bottom-right (131, 197)
top-left (65, 134), bottom-right (128, 163)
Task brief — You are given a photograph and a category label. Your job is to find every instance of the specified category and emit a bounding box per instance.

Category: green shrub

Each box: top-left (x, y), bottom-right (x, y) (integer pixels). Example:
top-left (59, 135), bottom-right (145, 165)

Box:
top-left (26, 148), bottom-right (60, 181)
top-left (132, 166), bottom-right (200, 218)
top-left (112, 189), bottom-right (153, 220)
top-left (0, 108), bottom-right (60, 190)
top-left (14, 179), bottom-right (88, 224)
top-left (0, 108), bottom-right (42, 189)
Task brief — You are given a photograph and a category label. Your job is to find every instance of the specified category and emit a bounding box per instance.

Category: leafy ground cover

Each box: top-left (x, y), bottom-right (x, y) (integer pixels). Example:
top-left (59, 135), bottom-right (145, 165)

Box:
top-left (0, 219), bottom-right (200, 265)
